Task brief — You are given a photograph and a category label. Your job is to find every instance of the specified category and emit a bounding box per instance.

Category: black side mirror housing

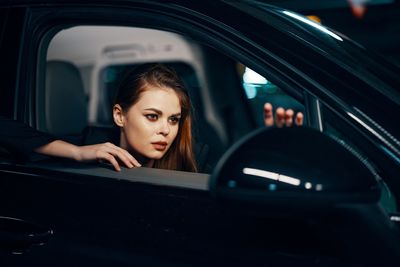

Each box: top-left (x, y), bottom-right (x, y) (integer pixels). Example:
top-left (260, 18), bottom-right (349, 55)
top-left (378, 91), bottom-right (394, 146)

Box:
top-left (210, 127), bottom-right (380, 209)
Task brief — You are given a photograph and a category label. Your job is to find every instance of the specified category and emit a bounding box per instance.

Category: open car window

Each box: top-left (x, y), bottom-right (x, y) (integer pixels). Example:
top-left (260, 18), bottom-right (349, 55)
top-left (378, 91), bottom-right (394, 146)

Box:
top-left (31, 22), bottom-right (308, 183)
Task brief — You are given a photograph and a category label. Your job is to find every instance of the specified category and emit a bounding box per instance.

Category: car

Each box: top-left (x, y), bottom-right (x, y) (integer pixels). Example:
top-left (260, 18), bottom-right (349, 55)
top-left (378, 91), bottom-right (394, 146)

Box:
top-left (0, 0), bottom-right (399, 266)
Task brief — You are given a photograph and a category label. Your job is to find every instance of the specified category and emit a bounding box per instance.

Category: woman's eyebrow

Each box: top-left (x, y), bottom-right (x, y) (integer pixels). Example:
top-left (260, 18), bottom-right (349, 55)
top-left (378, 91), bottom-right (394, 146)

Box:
top-left (144, 108), bottom-right (162, 114)
top-left (144, 108), bottom-right (181, 117)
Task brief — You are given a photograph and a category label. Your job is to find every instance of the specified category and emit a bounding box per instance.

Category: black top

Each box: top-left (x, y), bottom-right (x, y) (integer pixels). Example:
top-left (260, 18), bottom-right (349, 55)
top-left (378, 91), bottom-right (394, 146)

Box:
top-left (0, 116), bottom-right (57, 161)
top-left (0, 116), bottom-right (210, 172)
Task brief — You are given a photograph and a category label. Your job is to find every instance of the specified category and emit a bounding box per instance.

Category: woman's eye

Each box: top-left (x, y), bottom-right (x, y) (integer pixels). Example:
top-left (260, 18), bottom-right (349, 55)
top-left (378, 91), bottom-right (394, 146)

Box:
top-left (169, 116), bottom-right (180, 124)
top-left (145, 114), bottom-right (158, 121)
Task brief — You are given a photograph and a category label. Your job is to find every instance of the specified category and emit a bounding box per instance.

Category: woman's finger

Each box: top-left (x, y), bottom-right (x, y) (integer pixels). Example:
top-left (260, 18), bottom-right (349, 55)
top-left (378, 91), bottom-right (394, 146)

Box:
top-left (115, 146), bottom-right (141, 167)
top-left (275, 107), bottom-right (285, 128)
top-left (97, 151), bottom-right (121, 171)
top-left (295, 112), bottom-right (304, 126)
top-left (264, 103), bottom-right (274, 127)
top-left (108, 147), bottom-right (136, 169)
top-left (284, 109), bottom-right (294, 127)
top-left (101, 143), bottom-right (141, 168)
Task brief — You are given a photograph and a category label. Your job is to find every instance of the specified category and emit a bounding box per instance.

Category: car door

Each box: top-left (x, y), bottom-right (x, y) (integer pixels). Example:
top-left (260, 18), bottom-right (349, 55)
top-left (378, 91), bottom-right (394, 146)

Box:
top-left (0, 2), bottom-right (310, 266)
top-left (1, 1), bottom-right (399, 266)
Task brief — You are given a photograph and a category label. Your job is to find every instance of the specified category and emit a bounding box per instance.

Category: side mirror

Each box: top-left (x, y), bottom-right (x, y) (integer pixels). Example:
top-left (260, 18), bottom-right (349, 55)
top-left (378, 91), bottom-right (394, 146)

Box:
top-left (210, 127), bottom-right (380, 209)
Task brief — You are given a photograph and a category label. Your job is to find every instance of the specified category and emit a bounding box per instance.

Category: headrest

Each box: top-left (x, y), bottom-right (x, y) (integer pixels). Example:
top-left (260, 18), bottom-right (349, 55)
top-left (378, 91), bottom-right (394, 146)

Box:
top-left (45, 61), bottom-right (87, 135)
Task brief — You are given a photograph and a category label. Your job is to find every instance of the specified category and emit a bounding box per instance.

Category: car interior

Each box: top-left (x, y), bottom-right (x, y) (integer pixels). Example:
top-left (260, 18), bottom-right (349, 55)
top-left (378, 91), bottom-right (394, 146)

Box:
top-left (38, 25), bottom-right (305, 176)
top-left (2, 25), bottom-right (305, 182)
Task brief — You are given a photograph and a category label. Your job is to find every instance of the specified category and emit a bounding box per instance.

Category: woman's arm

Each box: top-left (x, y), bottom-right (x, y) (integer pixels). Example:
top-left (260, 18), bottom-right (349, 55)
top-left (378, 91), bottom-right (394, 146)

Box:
top-left (0, 115), bottom-right (56, 156)
top-left (36, 140), bottom-right (141, 171)
top-left (0, 116), bottom-right (140, 171)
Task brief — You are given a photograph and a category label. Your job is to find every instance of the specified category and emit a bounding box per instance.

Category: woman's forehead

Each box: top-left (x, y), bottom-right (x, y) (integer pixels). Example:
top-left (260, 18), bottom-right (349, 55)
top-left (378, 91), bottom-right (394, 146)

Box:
top-left (135, 87), bottom-right (181, 113)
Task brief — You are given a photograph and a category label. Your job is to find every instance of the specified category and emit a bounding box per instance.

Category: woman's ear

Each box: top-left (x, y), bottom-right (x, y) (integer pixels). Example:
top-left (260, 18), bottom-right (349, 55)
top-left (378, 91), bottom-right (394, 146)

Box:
top-left (113, 104), bottom-right (125, 127)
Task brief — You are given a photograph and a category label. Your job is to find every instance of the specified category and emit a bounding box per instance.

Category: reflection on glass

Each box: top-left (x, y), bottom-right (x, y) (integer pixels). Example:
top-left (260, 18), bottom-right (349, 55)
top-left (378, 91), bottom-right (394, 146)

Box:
top-left (390, 215), bottom-right (400, 222)
top-left (243, 167), bottom-right (300, 186)
top-left (305, 182), bottom-right (312, 189)
top-left (381, 145), bottom-right (400, 165)
top-left (243, 67), bottom-right (267, 84)
top-left (282, 11), bottom-right (343, 41)
top-left (228, 180), bottom-right (237, 188)
top-left (269, 184), bottom-right (277, 191)
top-left (243, 84), bottom-right (257, 99)
top-left (242, 67), bottom-right (278, 99)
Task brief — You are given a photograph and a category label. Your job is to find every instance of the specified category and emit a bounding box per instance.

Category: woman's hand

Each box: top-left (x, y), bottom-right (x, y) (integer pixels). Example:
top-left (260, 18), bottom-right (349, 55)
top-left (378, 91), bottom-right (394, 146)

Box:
top-left (74, 142), bottom-right (141, 171)
top-left (36, 140), bottom-right (141, 172)
top-left (264, 103), bottom-right (304, 127)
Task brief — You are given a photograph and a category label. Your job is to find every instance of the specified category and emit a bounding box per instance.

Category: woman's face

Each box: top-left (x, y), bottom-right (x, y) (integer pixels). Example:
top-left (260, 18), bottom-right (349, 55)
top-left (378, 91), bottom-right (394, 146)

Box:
top-left (114, 87), bottom-right (181, 161)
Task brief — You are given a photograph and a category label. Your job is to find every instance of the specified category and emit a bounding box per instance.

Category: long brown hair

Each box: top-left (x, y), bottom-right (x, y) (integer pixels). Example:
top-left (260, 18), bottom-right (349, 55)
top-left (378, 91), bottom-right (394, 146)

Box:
top-left (114, 63), bottom-right (197, 172)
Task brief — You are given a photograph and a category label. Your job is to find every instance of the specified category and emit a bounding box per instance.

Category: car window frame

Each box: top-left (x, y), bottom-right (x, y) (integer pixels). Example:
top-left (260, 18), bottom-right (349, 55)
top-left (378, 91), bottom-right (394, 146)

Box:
top-left (26, 4), bottom-right (312, 121)
top-left (14, 3), bottom-right (317, 187)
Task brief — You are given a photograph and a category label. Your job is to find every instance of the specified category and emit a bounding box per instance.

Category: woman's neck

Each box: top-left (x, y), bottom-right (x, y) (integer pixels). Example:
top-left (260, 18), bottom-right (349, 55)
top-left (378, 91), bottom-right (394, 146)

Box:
top-left (119, 135), bottom-right (153, 168)
top-left (127, 148), bottom-right (153, 167)
top-left (144, 159), bottom-right (155, 168)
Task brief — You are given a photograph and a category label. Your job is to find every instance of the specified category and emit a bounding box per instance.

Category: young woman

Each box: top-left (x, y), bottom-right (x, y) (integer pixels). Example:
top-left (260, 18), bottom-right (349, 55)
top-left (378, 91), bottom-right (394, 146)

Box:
top-left (36, 63), bottom-right (198, 172)
top-left (0, 63), bottom-right (302, 172)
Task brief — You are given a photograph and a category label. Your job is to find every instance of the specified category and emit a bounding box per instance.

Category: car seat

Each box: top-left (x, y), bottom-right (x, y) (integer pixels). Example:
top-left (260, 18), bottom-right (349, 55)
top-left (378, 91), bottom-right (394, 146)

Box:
top-left (45, 60), bottom-right (88, 136)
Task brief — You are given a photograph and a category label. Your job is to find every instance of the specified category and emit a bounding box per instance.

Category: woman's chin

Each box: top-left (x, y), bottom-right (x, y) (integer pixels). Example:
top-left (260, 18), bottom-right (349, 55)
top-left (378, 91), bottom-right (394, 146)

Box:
top-left (146, 151), bottom-right (166, 160)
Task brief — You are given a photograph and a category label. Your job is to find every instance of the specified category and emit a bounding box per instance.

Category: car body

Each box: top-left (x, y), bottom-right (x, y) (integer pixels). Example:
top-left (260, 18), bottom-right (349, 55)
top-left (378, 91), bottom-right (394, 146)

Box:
top-left (0, 0), bottom-right (400, 266)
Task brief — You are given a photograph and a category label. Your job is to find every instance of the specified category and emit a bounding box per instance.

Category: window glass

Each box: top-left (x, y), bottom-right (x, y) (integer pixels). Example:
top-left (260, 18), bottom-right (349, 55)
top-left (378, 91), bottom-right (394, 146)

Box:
top-left (42, 25), bottom-right (308, 175)
top-left (45, 26), bottom-right (204, 129)
top-left (237, 63), bottom-right (305, 127)
top-left (43, 25), bottom-right (227, 173)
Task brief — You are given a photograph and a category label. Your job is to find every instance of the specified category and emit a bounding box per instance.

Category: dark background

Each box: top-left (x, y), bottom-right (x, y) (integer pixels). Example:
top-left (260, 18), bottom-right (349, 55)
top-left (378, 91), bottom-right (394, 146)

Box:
top-left (265, 0), bottom-right (400, 66)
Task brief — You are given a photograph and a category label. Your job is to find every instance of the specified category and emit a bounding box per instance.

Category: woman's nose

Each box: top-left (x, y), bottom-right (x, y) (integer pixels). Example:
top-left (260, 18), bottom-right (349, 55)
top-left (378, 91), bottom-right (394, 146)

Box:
top-left (157, 120), bottom-right (170, 135)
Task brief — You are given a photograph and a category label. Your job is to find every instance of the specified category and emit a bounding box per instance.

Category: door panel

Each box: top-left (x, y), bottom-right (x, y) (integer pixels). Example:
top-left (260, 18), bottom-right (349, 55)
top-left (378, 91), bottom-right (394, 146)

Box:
top-left (0, 164), bottom-right (353, 266)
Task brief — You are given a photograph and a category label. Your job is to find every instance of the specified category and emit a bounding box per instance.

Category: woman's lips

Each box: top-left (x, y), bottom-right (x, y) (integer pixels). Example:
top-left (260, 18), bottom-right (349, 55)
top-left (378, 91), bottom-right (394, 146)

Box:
top-left (152, 142), bottom-right (168, 151)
